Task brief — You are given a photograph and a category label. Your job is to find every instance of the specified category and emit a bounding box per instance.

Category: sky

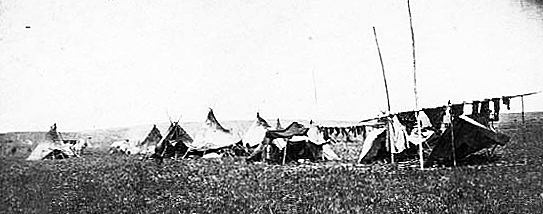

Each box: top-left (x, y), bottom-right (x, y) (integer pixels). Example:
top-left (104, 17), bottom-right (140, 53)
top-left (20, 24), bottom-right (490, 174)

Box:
top-left (1, 0), bottom-right (542, 132)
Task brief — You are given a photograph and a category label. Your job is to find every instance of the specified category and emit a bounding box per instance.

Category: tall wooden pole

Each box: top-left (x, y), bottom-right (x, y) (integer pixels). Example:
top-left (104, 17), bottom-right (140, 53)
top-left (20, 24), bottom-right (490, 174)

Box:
top-left (407, 0), bottom-right (424, 169)
top-left (521, 95), bottom-right (526, 143)
top-left (372, 26), bottom-right (394, 163)
top-left (373, 27), bottom-right (391, 112)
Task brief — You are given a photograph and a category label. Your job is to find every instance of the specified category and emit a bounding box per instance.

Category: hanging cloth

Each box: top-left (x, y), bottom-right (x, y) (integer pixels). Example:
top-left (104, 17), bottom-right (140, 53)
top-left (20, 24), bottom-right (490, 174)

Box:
top-left (471, 101), bottom-right (480, 117)
top-left (502, 96), bottom-right (511, 110)
top-left (423, 107), bottom-right (446, 130)
top-left (387, 116), bottom-right (408, 154)
top-left (450, 104), bottom-right (465, 118)
top-left (322, 128), bottom-right (330, 140)
top-left (491, 98), bottom-right (501, 121)
top-left (397, 111), bottom-right (417, 134)
top-left (479, 99), bottom-right (491, 127)
top-left (341, 128), bottom-right (348, 137)
top-left (418, 111), bottom-right (434, 128)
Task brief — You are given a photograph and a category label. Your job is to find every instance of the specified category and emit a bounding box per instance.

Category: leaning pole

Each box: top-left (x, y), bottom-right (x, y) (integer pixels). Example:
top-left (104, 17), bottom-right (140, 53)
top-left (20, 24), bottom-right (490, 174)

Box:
top-left (372, 26), bottom-right (394, 163)
top-left (407, 0), bottom-right (424, 169)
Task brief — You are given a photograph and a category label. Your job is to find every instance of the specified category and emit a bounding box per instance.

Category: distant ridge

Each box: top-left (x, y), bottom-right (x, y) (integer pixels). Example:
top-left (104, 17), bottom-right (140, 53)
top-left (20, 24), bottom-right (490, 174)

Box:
top-left (3, 112), bottom-right (540, 152)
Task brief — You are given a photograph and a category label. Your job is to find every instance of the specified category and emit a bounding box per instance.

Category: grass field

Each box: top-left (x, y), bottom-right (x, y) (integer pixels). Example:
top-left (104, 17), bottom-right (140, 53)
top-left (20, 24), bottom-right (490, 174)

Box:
top-left (1, 113), bottom-right (543, 213)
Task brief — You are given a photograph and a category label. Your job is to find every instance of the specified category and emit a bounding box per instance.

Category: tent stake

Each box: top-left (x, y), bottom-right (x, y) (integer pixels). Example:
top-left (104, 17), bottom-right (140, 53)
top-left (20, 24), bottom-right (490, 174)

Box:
top-left (372, 26), bottom-right (394, 163)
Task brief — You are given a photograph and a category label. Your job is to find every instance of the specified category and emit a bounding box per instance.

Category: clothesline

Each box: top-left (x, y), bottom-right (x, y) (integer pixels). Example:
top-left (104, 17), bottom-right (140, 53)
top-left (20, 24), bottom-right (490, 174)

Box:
top-left (358, 91), bottom-right (541, 123)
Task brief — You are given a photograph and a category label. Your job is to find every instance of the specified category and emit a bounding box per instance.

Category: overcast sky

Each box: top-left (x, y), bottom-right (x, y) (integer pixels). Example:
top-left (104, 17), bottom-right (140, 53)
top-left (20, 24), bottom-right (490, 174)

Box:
top-left (1, 0), bottom-right (542, 132)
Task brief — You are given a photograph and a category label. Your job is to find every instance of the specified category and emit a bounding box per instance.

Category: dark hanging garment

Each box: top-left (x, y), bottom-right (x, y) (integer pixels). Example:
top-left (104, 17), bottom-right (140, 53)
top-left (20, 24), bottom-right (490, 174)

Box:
top-left (480, 100), bottom-right (491, 115)
top-left (397, 111), bottom-right (417, 134)
top-left (322, 127), bottom-right (330, 140)
top-left (492, 98), bottom-right (501, 121)
top-left (471, 101), bottom-right (480, 117)
top-left (479, 100), bottom-right (491, 127)
top-left (334, 127), bottom-right (341, 137)
top-left (451, 104), bottom-right (464, 118)
top-left (341, 128), bottom-right (348, 136)
top-left (423, 107), bottom-right (446, 130)
top-left (502, 96), bottom-right (511, 110)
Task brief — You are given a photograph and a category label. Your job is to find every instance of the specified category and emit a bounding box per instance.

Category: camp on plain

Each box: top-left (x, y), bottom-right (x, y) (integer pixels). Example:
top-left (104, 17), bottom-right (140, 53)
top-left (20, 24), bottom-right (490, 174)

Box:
top-left (1, 0), bottom-right (543, 213)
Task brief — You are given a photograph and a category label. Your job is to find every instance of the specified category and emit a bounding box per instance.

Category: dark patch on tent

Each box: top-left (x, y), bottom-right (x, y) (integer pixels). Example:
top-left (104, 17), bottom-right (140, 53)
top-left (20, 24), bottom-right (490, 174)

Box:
top-left (427, 116), bottom-right (510, 164)
top-left (43, 149), bottom-right (71, 160)
top-left (247, 138), bottom-right (325, 164)
top-left (265, 122), bottom-right (309, 139)
top-left (153, 122), bottom-right (193, 158)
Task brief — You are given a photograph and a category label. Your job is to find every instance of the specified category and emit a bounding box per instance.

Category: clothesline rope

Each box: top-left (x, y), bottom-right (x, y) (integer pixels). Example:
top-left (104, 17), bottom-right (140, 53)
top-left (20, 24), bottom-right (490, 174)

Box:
top-left (358, 91), bottom-right (541, 123)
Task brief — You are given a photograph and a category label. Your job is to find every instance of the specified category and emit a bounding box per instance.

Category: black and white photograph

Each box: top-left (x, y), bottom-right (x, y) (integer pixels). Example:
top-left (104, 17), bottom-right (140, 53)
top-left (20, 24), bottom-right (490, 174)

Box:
top-left (1, 0), bottom-right (542, 213)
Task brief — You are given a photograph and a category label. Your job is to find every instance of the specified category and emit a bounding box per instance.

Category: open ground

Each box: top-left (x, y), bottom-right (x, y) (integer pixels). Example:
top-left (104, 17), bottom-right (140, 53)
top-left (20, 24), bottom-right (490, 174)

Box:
top-left (1, 112), bottom-right (542, 213)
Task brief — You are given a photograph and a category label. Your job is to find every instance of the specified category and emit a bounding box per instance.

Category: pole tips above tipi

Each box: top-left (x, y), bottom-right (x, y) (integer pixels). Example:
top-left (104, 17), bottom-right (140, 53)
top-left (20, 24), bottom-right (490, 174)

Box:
top-left (276, 118), bottom-right (282, 130)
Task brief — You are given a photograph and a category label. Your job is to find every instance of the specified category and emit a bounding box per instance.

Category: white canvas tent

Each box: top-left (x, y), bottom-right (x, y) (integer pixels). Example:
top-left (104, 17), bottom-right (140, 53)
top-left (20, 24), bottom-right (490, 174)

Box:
top-left (189, 109), bottom-right (240, 151)
top-left (27, 141), bottom-right (74, 160)
top-left (241, 113), bottom-right (270, 148)
top-left (27, 124), bottom-right (75, 160)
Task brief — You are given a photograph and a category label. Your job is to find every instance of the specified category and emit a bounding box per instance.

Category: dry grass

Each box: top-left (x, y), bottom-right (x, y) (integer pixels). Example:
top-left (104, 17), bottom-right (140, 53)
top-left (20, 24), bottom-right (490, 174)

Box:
top-left (1, 113), bottom-right (543, 213)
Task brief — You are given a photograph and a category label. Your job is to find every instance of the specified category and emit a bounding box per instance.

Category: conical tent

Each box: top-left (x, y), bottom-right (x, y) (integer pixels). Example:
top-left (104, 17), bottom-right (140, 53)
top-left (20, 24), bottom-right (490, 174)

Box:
top-left (205, 108), bottom-right (230, 133)
top-left (139, 125), bottom-right (163, 154)
top-left (45, 123), bottom-right (62, 143)
top-left (427, 115), bottom-right (510, 163)
top-left (27, 124), bottom-right (73, 161)
top-left (154, 122), bottom-right (193, 158)
top-left (242, 113), bottom-right (271, 148)
top-left (357, 128), bottom-right (387, 163)
top-left (190, 109), bottom-right (240, 151)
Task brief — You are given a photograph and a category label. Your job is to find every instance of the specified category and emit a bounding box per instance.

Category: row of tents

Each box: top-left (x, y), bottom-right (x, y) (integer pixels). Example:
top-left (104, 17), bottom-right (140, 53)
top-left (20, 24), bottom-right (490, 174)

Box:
top-left (126, 109), bottom-right (341, 163)
top-left (26, 107), bottom-right (510, 166)
top-left (109, 107), bottom-right (509, 166)
top-left (357, 111), bottom-right (510, 165)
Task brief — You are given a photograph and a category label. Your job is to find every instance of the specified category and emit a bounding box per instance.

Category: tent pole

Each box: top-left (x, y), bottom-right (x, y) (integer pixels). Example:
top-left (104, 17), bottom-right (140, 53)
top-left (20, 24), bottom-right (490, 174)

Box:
top-left (282, 142), bottom-right (287, 165)
top-left (406, 0), bottom-right (423, 170)
top-left (448, 103), bottom-right (457, 167)
top-left (372, 26), bottom-right (394, 163)
top-left (182, 148), bottom-right (190, 159)
top-left (521, 95), bottom-right (526, 143)
top-left (160, 142), bottom-right (168, 158)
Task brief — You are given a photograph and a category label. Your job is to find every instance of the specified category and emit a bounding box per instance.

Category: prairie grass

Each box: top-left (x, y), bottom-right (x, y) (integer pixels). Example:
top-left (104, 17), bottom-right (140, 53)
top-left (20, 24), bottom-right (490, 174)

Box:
top-left (1, 113), bottom-right (543, 213)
